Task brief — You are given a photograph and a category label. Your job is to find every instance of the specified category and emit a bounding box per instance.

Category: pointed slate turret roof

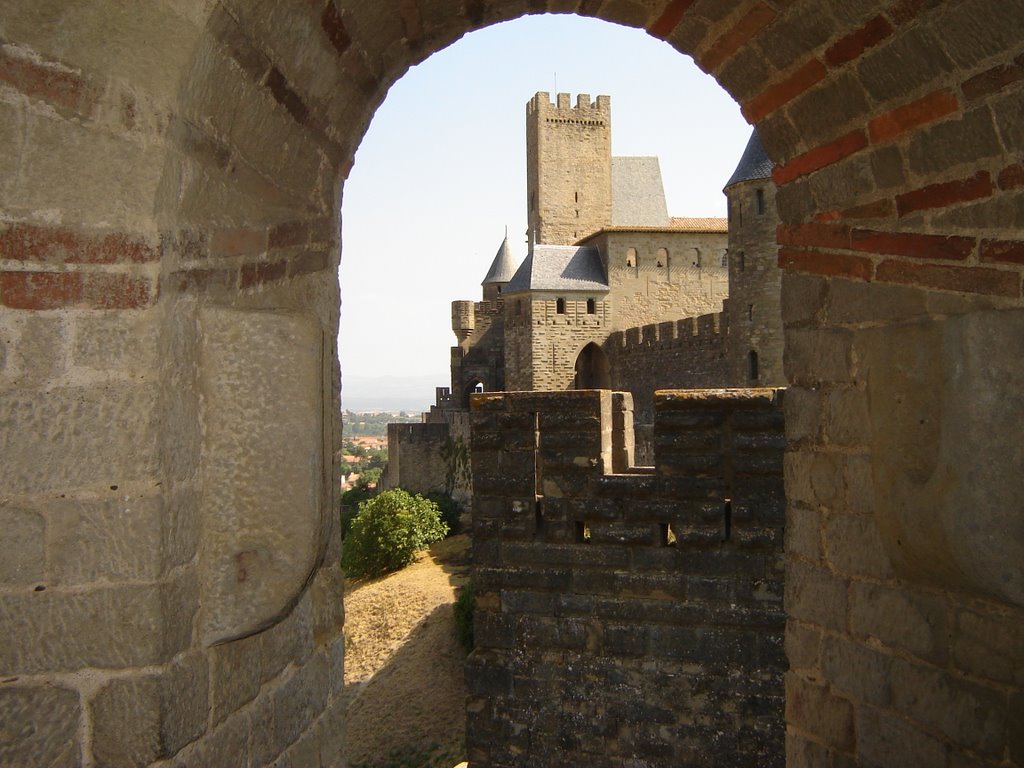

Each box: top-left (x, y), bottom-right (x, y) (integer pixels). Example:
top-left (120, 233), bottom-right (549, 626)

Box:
top-left (481, 233), bottom-right (519, 285)
top-left (724, 129), bottom-right (774, 189)
top-left (506, 244), bottom-right (608, 293)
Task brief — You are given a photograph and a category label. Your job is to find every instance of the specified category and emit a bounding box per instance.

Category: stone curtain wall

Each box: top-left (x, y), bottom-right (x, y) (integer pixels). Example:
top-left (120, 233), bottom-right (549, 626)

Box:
top-left (605, 312), bottom-right (732, 427)
top-left (382, 415), bottom-right (474, 504)
top-left (466, 388), bottom-right (787, 767)
top-left (381, 422), bottom-right (450, 497)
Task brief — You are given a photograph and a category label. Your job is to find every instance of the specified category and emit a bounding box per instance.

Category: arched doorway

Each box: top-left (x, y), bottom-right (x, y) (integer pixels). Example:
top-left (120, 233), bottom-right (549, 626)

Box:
top-left (573, 342), bottom-right (611, 390)
top-left (462, 379), bottom-right (485, 407)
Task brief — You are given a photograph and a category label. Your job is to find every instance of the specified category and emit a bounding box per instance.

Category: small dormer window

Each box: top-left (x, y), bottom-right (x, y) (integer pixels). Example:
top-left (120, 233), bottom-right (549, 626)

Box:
top-left (556, 298), bottom-right (566, 314)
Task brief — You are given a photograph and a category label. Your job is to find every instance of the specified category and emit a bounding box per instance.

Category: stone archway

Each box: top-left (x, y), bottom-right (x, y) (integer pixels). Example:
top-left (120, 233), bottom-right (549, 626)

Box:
top-left (574, 341), bottom-right (612, 389)
top-left (2, 2), bottom-right (1023, 766)
top-left (462, 379), bottom-right (486, 407)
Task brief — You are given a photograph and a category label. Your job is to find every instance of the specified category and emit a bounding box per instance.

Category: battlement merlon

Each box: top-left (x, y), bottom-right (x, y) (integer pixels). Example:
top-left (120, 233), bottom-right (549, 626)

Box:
top-left (470, 387), bottom-right (786, 528)
top-left (528, 91), bottom-right (612, 118)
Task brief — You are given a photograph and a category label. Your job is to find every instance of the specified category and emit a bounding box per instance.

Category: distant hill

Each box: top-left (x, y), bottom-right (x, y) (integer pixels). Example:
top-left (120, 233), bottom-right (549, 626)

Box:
top-left (343, 410), bottom-right (420, 438)
top-left (341, 373), bottom-right (448, 413)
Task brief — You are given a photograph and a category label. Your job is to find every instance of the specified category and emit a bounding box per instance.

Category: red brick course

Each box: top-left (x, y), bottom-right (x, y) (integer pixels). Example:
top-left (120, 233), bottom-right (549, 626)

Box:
top-left (778, 221), bottom-right (851, 250)
top-left (1, 270), bottom-right (154, 309)
top-left (647, 0), bottom-right (696, 38)
top-left (874, 259), bottom-right (1019, 296)
top-left (997, 163), bottom-right (1024, 190)
top-left (895, 172), bottom-right (993, 217)
top-left (210, 228), bottom-right (267, 258)
top-left (778, 247), bottom-right (874, 282)
top-left (849, 229), bottom-right (975, 261)
top-left (867, 89), bottom-right (959, 143)
top-left (241, 259), bottom-right (288, 288)
top-left (824, 16), bottom-right (893, 68)
top-left (743, 59), bottom-right (827, 123)
top-left (321, 1), bottom-right (351, 56)
top-left (269, 221), bottom-right (309, 249)
top-left (980, 239), bottom-right (1024, 266)
top-left (0, 47), bottom-right (97, 117)
top-left (773, 130), bottom-right (867, 186)
top-left (701, 3), bottom-right (776, 72)
top-left (960, 57), bottom-right (1024, 101)
top-left (1, 225), bottom-right (159, 265)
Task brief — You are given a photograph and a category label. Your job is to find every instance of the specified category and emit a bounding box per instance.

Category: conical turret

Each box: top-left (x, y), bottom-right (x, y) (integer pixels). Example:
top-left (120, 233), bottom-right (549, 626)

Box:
top-left (481, 231), bottom-right (519, 300)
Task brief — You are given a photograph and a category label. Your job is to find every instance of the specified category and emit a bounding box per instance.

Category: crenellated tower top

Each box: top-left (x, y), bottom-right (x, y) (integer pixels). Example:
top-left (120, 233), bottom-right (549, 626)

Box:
top-left (527, 92), bottom-right (613, 248)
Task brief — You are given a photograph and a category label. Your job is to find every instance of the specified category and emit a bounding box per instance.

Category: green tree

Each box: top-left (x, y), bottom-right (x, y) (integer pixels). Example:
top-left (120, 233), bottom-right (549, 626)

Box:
top-left (341, 489), bottom-right (448, 579)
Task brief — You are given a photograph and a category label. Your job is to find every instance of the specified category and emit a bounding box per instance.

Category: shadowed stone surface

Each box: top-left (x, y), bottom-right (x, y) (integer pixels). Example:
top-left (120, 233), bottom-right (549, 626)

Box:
top-left (198, 307), bottom-right (329, 645)
top-left (862, 309), bottom-right (1024, 608)
top-left (0, 685), bottom-right (80, 767)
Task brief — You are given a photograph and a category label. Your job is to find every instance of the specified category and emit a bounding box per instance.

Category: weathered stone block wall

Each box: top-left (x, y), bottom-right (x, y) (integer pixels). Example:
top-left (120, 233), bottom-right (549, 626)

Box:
top-left (586, 230), bottom-right (730, 331)
top-left (783, 274), bottom-right (1024, 767)
top-left (726, 180), bottom-right (784, 386)
top-left (382, 421), bottom-right (451, 497)
top-left (527, 92), bottom-right (612, 247)
top-left (467, 388), bottom-right (786, 768)
top-left (452, 298), bottom-right (506, 403)
top-left (504, 295), bottom-right (611, 391)
top-left (605, 311), bottom-right (732, 428)
top-left (0, 5), bottom-right (347, 765)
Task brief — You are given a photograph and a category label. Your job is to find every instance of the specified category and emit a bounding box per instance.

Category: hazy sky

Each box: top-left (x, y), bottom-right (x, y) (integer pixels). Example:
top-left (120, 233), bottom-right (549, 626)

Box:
top-left (338, 14), bottom-right (752, 409)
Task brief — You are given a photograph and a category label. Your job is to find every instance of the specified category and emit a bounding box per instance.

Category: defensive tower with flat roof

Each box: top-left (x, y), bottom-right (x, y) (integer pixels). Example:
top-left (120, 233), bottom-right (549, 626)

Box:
top-left (526, 92), bottom-right (612, 247)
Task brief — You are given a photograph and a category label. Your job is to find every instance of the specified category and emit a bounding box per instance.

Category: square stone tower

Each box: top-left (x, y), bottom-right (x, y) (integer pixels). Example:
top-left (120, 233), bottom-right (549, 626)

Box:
top-left (526, 92), bottom-right (612, 247)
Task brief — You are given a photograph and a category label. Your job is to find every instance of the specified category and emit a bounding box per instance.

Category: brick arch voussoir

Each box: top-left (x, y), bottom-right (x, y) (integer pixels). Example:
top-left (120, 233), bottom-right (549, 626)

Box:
top-left (159, 0), bottom-right (1024, 304)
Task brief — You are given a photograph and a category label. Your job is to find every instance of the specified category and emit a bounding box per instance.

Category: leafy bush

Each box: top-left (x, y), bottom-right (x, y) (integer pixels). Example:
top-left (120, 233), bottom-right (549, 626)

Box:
top-left (340, 485), bottom-right (375, 540)
top-left (424, 491), bottom-right (463, 536)
top-left (341, 489), bottom-right (448, 579)
top-left (453, 580), bottom-right (475, 652)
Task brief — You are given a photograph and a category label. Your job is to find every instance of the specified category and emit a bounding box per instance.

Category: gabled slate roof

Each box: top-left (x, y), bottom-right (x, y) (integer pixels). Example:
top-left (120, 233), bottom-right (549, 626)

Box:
top-left (612, 156), bottom-right (670, 227)
top-left (724, 129), bottom-right (774, 189)
top-left (481, 233), bottom-right (519, 285)
top-left (506, 244), bottom-right (608, 293)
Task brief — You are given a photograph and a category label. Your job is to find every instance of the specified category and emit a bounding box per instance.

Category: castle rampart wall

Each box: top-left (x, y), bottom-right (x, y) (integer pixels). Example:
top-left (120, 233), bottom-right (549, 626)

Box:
top-left (382, 410), bottom-right (473, 505)
top-left (466, 388), bottom-right (786, 768)
top-left (605, 311), bottom-right (732, 441)
top-left (382, 422), bottom-right (450, 497)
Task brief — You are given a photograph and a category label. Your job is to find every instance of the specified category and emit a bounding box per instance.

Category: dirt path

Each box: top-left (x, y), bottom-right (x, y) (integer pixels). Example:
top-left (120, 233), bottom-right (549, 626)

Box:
top-left (342, 534), bottom-right (471, 768)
